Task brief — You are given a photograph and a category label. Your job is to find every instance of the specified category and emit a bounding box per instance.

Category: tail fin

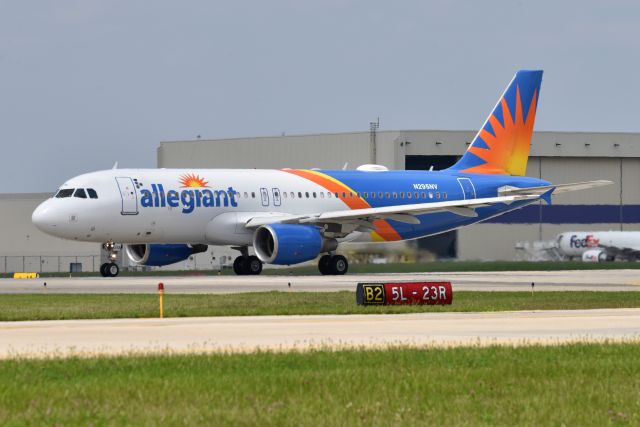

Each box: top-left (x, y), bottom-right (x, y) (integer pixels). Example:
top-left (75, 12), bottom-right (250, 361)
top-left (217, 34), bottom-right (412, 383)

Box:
top-left (448, 70), bottom-right (543, 176)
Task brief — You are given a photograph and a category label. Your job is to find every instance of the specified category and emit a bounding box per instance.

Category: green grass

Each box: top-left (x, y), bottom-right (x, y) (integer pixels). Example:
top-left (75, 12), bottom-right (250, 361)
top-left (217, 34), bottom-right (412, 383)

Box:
top-left (1, 291), bottom-right (640, 321)
top-left (3, 260), bottom-right (640, 278)
top-left (1, 344), bottom-right (639, 426)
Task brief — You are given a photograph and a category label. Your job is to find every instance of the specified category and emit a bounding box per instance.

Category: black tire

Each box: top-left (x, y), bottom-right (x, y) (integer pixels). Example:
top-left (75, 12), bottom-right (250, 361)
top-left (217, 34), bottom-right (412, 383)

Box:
top-left (233, 256), bottom-right (247, 275)
top-left (246, 256), bottom-right (263, 275)
top-left (329, 255), bottom-right (348, 275)
top-left (106, 263), bottom-right (119, 277)
top-left (100, 263), bottom-right (109, 277)
top-left (318, 255), bottom-right (332, 275)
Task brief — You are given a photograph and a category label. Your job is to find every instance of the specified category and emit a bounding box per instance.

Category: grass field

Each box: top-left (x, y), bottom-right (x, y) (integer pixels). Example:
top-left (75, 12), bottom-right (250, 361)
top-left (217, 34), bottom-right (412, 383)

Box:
top-left (0, 344), bottom-right (638, 426)
top-left (1, 291), bottom-right (640, 321)
top-left (3, 260), bottom-right (640, 278)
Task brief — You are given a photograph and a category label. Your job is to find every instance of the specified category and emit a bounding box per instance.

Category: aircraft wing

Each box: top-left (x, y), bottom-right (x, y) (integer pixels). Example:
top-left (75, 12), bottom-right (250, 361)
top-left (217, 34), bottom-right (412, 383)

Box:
top-left (498, 180), bottom-right (612, 197)
top-left (599, 245), bottom-right (640, 260)
top-left (244, 194), bottom-right (540, 228)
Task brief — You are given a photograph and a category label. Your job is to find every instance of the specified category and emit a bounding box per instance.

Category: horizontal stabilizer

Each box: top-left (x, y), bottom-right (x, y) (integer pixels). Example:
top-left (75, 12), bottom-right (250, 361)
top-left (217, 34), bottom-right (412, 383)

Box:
top-left (498, 180), bottom-right (612, 197)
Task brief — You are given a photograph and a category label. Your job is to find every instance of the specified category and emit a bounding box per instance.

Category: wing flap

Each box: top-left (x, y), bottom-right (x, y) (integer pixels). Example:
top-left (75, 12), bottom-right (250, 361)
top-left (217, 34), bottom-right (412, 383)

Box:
top-left (244, 194), bottom-right (539, 228)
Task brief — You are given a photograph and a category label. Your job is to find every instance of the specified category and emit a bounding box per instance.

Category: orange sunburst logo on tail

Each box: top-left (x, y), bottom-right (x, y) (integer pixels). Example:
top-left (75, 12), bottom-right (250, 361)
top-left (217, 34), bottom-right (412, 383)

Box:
top-left (463, 86), bottom-right (538, 176)
top-left (179, 173), bottom-right (209, 188)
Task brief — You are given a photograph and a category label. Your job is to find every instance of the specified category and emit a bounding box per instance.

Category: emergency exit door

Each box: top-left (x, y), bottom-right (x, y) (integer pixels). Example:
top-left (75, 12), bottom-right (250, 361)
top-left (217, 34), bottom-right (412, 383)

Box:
top-left (115, 177), bottom-right (138, 215)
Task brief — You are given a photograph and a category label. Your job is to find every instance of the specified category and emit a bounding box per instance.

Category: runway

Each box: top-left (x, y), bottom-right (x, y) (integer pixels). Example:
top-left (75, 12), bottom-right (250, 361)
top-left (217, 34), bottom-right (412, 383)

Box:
top-left (1, 270), bottom-right (639, 294)
top-left (1, 308), bottom-right (639, 358)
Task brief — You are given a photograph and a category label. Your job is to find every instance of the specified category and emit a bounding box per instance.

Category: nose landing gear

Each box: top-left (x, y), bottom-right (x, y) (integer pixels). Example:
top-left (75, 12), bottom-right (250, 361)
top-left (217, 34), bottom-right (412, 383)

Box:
top-left (100, 241), bottom-right (120, 277)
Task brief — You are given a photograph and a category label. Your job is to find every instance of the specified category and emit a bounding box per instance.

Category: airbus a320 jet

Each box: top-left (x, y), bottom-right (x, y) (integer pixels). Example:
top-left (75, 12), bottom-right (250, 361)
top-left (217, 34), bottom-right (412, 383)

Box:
top-left (32, 70), bottom-right (610, 277)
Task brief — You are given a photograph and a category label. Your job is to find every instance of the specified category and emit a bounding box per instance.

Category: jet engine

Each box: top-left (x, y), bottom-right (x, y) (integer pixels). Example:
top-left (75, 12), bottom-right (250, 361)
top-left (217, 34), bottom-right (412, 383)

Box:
top-left (125, 244), bottom-right (208, 267)
top-left (253, 224), bottom-right (337, 265)
top-left (581, 249), bottom-right (609, 263)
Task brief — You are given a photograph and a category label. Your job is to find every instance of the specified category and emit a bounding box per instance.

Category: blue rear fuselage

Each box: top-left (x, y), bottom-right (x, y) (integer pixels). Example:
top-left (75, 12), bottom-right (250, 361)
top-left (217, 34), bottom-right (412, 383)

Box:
top-left (318, 169), bottom-right (549, 240)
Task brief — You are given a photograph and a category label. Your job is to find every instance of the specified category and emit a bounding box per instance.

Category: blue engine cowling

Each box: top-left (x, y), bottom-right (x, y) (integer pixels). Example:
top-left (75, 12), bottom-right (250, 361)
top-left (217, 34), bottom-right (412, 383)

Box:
top-left (253, 224), bottom-right (337, 265)
top-left (125, 244), bottom-right (208, 267)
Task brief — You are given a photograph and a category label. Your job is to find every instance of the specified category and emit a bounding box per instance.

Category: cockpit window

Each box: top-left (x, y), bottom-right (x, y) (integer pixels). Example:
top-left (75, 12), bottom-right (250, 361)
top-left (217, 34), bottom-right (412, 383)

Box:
top-left (55, 189), bottom-right (74, 198)
top-left (87, 188), bottom-right (98, 199)
top-left (74, 189), bottom-right (87, 199)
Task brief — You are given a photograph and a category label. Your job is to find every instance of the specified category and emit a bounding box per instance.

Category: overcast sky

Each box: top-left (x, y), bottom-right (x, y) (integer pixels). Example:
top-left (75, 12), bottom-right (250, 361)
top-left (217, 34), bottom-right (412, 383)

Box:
top-left (1, 0), bottom-right (639, 192)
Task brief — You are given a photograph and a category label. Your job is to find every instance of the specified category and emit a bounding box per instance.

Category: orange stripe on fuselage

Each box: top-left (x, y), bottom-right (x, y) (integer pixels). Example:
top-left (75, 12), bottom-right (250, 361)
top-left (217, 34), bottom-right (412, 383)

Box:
top-left (281, 169), bottom-right (402, 241)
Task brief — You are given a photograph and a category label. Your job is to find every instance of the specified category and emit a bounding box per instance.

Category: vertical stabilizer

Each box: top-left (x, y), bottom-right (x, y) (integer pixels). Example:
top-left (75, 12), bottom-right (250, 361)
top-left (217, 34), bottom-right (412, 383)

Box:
top-left (448, 70), bottom-right (543, 176)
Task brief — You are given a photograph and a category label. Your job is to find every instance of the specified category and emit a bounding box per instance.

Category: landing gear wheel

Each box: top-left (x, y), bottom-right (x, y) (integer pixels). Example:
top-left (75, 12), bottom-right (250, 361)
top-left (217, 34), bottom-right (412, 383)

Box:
top-left (329, 255), bottom-right (348, 275)
top-left (318, 255), bottom-right (332, 275)
top-left (246, 256), bottom-right (263, 275)
top-left (100, 263), bottom-right (109, 277)
top-left (233, 256), bottom-right (247, 275)
top-left (106, 263), bottom-right (119, 277)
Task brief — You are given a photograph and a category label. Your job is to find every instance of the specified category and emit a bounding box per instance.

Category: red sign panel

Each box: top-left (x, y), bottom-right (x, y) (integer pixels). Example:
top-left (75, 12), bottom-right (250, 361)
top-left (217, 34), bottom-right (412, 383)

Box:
top-left (356, 282), bottom-right (453, 306)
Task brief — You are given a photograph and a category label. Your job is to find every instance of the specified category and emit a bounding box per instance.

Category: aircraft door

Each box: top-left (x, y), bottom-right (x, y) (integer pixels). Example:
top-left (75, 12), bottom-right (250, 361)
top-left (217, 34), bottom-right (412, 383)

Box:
top-left (260, 188), bottom-right (269, 206)
top-left (115, 177), bottom-right (139, 215)
top-left (457, 177), bottom-right (476, 200)
top-left (272, 188), bottom-right (281, 206)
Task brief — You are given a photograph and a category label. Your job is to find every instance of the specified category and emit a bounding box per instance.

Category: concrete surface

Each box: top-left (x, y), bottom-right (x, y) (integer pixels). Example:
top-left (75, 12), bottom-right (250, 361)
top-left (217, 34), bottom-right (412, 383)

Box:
top-left (1, 308), bottom-right (639, 358)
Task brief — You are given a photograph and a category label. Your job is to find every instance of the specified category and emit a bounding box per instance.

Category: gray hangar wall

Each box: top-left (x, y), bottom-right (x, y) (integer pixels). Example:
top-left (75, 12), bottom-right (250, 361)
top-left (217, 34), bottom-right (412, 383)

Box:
top-left (158, 131), bottom-right (640, 261)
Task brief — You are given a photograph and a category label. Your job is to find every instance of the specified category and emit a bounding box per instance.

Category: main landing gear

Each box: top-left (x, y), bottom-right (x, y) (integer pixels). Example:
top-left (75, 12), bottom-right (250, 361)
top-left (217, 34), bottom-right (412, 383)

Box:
top-left (318, 254), bottom-right (348, 275)
top-left (232, 247), bottom-right (263, 275)
top-left (100, 241), bottom-right (120, 277)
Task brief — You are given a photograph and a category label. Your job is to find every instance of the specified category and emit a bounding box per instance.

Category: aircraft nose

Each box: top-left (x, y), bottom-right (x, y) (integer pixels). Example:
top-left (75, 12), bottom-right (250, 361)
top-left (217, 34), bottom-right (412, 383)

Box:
top-left (32, 201), bottom-right (58, 234)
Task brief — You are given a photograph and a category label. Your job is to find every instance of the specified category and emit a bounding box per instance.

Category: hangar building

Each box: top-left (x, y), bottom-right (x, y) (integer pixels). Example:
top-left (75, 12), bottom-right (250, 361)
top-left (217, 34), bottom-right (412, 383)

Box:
top-left (2, 129), bottom-right (639, 273)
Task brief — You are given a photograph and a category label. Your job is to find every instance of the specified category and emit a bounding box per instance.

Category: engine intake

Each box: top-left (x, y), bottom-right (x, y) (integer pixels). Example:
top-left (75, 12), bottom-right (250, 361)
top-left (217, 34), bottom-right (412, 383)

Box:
top-left (125, 244), bottom-right (208, 267)
top-left (253, 224), bottom-right (337, 265)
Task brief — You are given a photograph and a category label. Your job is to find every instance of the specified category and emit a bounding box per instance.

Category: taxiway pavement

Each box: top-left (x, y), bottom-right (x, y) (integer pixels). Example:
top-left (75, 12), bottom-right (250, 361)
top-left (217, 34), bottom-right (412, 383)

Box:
top-left (1, 308), bottom-right (638, 358)
top-left (0, 270), bottom-right (639, 294)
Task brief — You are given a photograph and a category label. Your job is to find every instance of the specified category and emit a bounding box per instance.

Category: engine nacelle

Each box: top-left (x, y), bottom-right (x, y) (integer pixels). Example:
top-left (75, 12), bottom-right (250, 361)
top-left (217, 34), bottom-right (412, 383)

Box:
top-left (125, 244), bottom-right (208, 267)
top-left (581, 249), bottom-right (609, 263)
top-left (253, 224), bottom-right (337, 265)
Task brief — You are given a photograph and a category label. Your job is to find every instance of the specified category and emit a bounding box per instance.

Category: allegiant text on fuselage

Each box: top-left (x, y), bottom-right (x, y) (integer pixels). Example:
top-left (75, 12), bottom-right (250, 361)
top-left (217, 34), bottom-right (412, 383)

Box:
top-left (140, 184), bottom-right (238, 214)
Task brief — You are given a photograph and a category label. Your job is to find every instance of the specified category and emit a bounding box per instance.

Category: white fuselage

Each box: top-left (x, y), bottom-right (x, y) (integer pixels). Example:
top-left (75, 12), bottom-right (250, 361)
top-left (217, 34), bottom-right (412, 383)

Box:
top-left (32, 169), bottom-right (369, 245)
top-left (556, 231), bottom-right (640, 257)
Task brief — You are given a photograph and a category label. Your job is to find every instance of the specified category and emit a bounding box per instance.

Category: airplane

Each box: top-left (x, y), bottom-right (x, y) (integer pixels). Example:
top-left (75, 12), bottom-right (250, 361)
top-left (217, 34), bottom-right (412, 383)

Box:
top-left (555, 231), bottom-right (640, 262)
top-left (32, 70), bottom-right (611, 277)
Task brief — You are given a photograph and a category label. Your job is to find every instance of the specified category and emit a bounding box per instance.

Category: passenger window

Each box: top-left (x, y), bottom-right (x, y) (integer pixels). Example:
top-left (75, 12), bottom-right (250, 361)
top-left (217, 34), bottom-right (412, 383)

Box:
top-left (378, 192), bottom-right (383, 198)
top-left (443, 192), bottom-right (447, 199)
top-left (298, 192), bottom-right (302, 198)
top-left (305, 192), bottom-right (309, 198)
top-left (363, 192), bottom-right (368, 198)
top-left (320, 193), bottom-right (324, 199)
top-left (407, 192), bottom-right (412, 199)
top-left (313, 192), bottom-right (317, 198)
top-left (429, 192), bottom-right (433, 199)
top-left (436, 192), bottom-right (441, 199)
top-left (244, 192), bottom-right (248, 198)
top-left (334, 192), bottom-right (339, 198)
top-left (392, 192), bottom-right (398, 199)
top-left (342, 192), bottom-right (346, 198)
top-left (55, 189), bottom-right (74, 198)
top-left (400, 192), bottom-right (404, 198)
top-left (74, 189), bottom-right (87, 199)
top-left (371, 192), bottom-right (376, 199)
top-left (421, 192), bottom-right (426, 198)
top-left (87, 189), bottom-right (98, 199)
top-left (251, 192), bottom-right (256, 198)
top-left (327, 192), bottom-right (332, 198)
top-left (414, 192), bottom-right (419, 198)
top-left (291, 192), bottom-right (295, 198)
top-left (385, 192), bottom-right (390, 199)
top-left (283, 192), bottom-right (288, 199)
